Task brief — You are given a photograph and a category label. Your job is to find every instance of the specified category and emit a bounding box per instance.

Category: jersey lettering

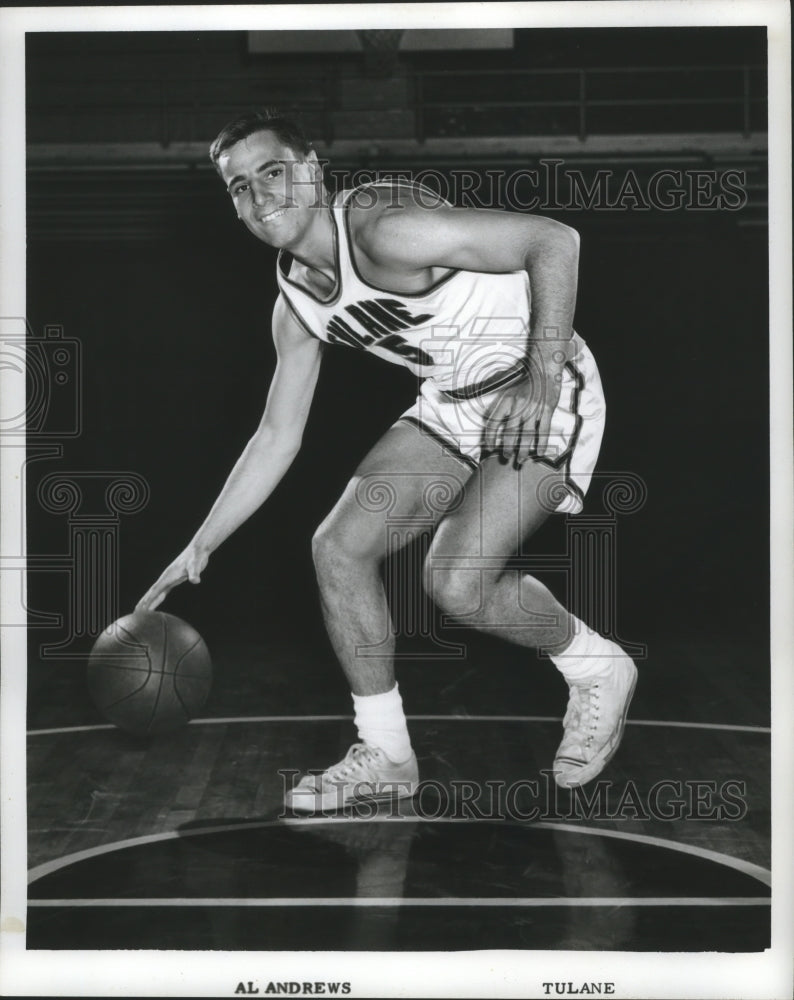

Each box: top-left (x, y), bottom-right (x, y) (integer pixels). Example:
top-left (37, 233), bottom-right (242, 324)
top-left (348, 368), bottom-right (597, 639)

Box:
top-left (325, 297), bottom-right (435, 366)
top-left (326, 315), bottom-right (375, 349)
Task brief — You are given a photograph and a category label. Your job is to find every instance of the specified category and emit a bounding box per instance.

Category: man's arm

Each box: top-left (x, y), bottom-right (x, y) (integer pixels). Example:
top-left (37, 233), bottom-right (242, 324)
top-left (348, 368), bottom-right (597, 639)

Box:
top-left (137, 296), bottom-right (323, 610)
top-left (357, 201), bottom-right (579, 338)
top-left (357, 202), bottom-right (579, 463)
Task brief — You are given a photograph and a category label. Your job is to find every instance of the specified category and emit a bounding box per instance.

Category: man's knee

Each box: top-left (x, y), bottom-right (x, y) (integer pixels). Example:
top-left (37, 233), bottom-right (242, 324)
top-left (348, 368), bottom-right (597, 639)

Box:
top-left (312, 511), bottom-right (380, 579)
top-left (423, 558), bottom-right (486, 618)
top-left (312, 516), bottom-right (347, 571)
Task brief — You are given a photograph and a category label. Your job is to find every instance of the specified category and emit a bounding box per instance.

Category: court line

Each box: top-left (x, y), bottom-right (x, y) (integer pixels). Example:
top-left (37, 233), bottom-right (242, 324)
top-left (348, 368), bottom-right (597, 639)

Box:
top-left (27, 817), bottom-right (772, 888)
top-left (26, 715), bottom-right (771, 737)
top-left (535, 822), bottom-right (772, 887)
top-left (27, 896), bottom-right (772, 909)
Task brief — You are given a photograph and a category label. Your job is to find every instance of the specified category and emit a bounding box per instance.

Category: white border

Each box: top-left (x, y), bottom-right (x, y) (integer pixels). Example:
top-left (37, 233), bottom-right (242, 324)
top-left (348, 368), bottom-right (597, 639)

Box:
top-left (1, 3), bottom-right (792, 998)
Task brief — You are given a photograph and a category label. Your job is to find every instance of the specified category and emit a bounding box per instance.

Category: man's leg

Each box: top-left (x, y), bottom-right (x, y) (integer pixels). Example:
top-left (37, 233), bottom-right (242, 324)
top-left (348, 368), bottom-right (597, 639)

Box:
top-left (426, 454), bottom-right (571, 646)
top-left (426, 453), bottom-right (637, 787)
top-left (311, 420), bottom-right (472, 694)
top-left (286, 419), bottom-right (472, 811)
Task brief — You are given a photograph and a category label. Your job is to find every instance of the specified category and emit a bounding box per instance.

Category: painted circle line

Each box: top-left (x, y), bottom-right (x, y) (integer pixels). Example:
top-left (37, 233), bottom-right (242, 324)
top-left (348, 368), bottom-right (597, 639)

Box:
top-left (27, 714), bottom-right (771, 737)
top-left (27, 817), bottom-right (771, 889)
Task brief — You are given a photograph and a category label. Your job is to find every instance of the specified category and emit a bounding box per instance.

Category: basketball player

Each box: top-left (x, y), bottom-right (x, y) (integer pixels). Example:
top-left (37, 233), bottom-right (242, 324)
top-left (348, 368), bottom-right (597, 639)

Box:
top-left (138, 111), bottom-right (637, 811)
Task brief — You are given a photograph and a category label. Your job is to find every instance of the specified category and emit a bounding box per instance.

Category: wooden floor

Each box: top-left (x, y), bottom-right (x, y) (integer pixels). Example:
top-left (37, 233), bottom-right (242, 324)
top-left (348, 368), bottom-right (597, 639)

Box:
top-left (23, 627), bottom-right (771, 952)
top-left (27, 714), bottom-right (770, 873)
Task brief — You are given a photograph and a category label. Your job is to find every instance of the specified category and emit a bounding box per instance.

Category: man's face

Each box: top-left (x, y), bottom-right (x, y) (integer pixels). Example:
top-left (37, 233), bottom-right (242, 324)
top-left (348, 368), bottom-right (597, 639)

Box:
top-left (218, 130), bottom-right (321, 248)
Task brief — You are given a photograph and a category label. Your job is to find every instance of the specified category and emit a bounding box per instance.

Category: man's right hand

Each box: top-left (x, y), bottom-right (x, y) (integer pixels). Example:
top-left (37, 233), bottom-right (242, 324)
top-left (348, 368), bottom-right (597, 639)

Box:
top-left (136, 545), bottom-right (209, 612)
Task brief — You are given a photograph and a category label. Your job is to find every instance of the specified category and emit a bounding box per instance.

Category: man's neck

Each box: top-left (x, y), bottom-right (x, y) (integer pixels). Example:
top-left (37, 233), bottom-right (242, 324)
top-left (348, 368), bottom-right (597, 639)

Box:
top-left (287, 197), bottom-right (335, 273)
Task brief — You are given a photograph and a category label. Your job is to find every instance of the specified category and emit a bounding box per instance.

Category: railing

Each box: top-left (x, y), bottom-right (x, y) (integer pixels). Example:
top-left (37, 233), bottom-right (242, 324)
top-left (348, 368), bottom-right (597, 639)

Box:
top-left (412, 64), bottom-right (764, 143)
top-left (26, 63), bottom-right (766, 148)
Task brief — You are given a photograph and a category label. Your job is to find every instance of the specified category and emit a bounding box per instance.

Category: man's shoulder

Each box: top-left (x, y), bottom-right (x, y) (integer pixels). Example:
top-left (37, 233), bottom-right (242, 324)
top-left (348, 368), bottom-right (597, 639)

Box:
top-left (344, 180), bottom-right (447, 220)
top-left (343, 181), bottom-right (447, 258)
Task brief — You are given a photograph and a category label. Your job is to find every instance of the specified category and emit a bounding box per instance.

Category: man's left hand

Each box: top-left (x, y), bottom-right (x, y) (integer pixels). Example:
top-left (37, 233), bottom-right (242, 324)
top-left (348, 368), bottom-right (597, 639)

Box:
top-left (482, 375), bottom-right (559, 468)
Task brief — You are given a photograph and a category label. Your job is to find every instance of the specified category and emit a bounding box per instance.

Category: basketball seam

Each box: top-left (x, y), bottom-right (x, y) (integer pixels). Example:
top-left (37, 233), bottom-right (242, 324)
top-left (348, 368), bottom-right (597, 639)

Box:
top-left (171, 636), bottom-right (205, 676)
top-left (116, 622), bottom-right (149, 658)
top-left (171, 636), bottom-right (206, 718)
top-left (88, 623), bottom-right (152, 709)
top-left (143, 614), bottom-right (169, 735)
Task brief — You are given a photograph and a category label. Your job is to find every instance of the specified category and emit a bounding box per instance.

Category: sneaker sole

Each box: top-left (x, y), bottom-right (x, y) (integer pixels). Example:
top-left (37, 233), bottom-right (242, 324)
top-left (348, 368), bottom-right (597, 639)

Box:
top-left (285, 781), bottom-right (419, 814)
top-left (553, 663), bottom-right (638, 789)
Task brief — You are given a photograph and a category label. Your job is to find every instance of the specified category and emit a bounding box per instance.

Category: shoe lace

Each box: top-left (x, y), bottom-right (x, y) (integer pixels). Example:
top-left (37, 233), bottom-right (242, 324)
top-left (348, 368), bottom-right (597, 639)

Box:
top-left (324, 743), bottom-right (380, 783)
top-left (563, 680), bottom-right (602, 748)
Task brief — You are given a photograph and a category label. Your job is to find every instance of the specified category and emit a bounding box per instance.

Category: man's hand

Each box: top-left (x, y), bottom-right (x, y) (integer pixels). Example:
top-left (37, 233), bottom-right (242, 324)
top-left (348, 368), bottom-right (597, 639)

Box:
top-left (483, 346), bottom-right (566, 468)
top-left (136, 545), bottom-right (209, 612)
top-left (482, 378), bottom-right (549, 467)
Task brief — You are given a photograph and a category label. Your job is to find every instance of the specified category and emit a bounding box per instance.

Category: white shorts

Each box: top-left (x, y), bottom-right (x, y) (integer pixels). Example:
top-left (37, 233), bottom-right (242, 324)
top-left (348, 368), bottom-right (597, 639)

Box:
top-left (398, 339), bottom-right (606, 515)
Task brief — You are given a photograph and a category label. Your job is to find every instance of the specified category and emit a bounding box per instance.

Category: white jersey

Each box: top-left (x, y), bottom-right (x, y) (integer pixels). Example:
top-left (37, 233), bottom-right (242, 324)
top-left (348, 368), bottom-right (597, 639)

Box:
top-left (275, 183), bottom-right (585, 397)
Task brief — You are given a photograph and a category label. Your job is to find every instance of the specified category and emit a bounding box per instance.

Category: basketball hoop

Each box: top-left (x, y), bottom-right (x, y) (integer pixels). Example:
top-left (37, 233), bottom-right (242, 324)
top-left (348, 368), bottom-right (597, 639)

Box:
top-left (357, 29), bottom-right (405, 77)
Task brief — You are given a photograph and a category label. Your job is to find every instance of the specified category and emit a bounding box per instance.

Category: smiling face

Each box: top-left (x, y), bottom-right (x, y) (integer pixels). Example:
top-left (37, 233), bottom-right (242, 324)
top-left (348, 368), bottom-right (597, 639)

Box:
top-left (218, 129), bottom-right (324, 249)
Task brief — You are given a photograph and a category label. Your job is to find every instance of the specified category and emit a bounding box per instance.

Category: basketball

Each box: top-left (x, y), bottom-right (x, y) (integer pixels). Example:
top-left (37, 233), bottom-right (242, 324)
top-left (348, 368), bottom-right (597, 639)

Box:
top-left (87, 610), bottom-right (212, 736)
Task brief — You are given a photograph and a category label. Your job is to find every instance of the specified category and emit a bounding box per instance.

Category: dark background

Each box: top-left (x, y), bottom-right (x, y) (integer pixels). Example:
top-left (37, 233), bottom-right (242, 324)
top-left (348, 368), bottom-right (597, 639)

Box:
top-left (25, 27), bottom-right (770, 721)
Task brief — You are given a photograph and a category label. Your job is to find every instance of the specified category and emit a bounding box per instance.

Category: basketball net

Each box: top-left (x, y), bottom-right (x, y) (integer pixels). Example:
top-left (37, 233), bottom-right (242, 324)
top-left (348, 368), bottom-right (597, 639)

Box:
top-left (357, 29), bottom-right (405, 77)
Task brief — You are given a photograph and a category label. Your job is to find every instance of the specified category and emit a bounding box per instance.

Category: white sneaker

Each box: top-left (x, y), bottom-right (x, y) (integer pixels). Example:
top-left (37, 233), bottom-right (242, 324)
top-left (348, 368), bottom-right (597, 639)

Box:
top-left (553, 656), bottom-right (638, 788)
top-left (285, 742), bottom-right (419, 813)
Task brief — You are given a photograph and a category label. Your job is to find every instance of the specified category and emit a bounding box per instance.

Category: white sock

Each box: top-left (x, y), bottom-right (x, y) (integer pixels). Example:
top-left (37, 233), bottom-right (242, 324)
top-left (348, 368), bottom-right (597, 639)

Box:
top-left (352, 683), bottom-right (413, 763)
top-left (549, 616), bottom-right (627, 682)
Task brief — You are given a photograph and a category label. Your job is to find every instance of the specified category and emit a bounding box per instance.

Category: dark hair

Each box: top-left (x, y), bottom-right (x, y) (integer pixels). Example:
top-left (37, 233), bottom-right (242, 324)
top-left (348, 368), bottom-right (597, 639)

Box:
top-left (209, 110), bottom-right (312, 173)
